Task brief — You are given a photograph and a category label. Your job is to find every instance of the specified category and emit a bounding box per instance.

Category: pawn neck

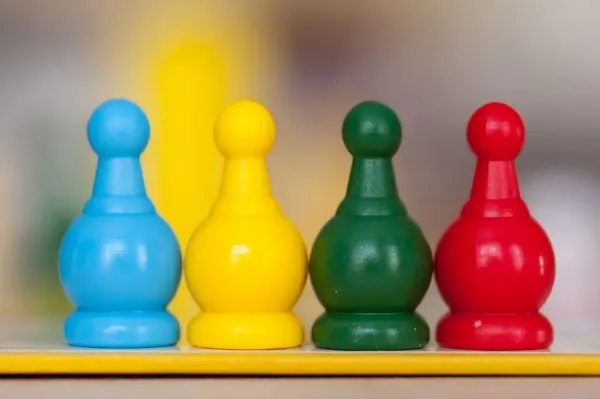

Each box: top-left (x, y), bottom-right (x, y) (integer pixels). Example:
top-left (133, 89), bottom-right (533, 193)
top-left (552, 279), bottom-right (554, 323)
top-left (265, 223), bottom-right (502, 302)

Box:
top-left (337, 157), bottom-right (407, 217)
top-left (462, 158), bottom-right (529, 218)
top-left (84, 156), bottom-right (155, 215)
top-left (211, 156), bottom-right (280, 216)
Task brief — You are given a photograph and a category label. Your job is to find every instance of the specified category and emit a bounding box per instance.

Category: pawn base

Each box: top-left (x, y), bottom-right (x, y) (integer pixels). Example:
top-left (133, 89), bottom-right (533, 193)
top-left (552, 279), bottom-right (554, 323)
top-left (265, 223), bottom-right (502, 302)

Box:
top-left (311, 312), bottom-right (430, 351)
top-left (188, 312), bottom-right (304, 350)
top-left (64, 310), bottom-right (179, 349)
top-left (436, 312), bottom-right (553, 351)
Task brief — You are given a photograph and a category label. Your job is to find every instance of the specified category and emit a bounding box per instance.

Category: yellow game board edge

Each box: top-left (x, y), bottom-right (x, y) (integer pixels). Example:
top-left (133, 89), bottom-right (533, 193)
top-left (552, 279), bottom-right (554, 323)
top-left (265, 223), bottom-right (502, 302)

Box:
top-left (0, 353), bottom-right (598, 375)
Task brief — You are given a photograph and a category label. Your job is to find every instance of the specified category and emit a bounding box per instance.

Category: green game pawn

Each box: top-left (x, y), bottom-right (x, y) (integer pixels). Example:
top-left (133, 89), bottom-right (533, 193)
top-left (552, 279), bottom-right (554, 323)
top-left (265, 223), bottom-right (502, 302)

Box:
top-left (309, 101), bottom-right (433, 351)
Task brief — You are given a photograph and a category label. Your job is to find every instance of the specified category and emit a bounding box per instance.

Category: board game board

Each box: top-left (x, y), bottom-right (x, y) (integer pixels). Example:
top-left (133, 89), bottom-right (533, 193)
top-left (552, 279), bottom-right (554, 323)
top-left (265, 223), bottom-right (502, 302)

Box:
top-left (0, 319), bottom-right (596, 376)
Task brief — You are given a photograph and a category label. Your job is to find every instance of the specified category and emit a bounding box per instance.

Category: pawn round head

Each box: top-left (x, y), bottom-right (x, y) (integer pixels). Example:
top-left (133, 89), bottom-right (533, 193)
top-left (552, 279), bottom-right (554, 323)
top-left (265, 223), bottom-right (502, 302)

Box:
top-left (87, 99), bottom-right (150, 158)
top-left (467, 102), bottom-right (525, 160)
top-left (342, 101), bottom-right (402, 157)
top-left (214, 100), bottom-right (276, 158)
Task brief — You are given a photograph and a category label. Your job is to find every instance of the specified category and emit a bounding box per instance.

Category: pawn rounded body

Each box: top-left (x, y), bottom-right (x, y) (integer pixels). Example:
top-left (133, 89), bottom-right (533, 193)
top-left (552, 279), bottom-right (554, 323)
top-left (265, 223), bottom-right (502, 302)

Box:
top-left (184, 100), bottom-right (308, 350)
top-left (309, 101), bottom-right (433, 351)
top-left (435, 214), bottom-right (554, 350)
top-left (60, 213), bottom-right (181, 348)
top-left (185, 207), bottom-right (307, 349)
top-left (59, 99), bottom-right (182, 349)
top-left (311, 212), bottom-right (432, 350)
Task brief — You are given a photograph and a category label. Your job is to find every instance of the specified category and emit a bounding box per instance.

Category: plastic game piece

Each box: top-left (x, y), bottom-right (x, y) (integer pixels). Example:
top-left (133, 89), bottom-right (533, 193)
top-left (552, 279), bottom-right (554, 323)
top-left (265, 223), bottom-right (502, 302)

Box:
top-left (309, 101), bottom-right (434, 351)
top-left (59, 99), bottom-right (182, 349)
top-left (434, 101), bottom-right (556, 351)
top-left (184, 100), bottom-right (308, 350)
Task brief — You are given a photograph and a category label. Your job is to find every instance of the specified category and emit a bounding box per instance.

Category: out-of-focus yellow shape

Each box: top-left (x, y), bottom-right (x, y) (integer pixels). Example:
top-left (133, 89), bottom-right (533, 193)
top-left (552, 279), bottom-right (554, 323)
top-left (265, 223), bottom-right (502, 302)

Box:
top-left (154, 41), bottom-right (227, 344)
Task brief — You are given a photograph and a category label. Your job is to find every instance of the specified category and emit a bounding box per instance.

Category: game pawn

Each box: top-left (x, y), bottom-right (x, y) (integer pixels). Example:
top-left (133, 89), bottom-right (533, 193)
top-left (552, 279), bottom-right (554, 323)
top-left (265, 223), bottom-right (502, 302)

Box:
top-left (309, 101), bottom-right (434, 351)
top-left (184, 100), bottom-right (308, 350)
top-left (434, 102), bottom-right (556, 351)
top-left (59, 99), bottom-right (182, 348)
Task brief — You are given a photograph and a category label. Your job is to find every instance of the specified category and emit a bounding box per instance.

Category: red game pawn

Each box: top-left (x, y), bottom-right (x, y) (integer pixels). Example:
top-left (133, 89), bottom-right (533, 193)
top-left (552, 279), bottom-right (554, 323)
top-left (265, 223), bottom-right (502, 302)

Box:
top-left (434, 102), bottom-right (556, 351)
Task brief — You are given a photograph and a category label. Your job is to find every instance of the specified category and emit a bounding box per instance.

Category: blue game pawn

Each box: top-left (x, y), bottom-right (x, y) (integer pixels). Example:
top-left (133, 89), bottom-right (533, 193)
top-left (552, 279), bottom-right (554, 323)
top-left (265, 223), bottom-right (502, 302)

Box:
top-left (59, 99), bottom-right (182, 348)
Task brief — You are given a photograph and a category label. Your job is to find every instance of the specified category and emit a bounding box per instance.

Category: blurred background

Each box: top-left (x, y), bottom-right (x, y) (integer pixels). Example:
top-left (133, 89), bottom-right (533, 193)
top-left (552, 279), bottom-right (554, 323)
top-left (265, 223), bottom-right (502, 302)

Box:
top-left (1, 0), bottom-right (599, 343)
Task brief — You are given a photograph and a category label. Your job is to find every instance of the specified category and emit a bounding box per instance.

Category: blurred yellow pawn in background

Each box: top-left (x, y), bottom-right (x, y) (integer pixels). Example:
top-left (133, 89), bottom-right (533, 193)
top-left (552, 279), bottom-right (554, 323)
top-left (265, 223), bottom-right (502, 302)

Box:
top-left (184, 100), bottom-right (308, 350)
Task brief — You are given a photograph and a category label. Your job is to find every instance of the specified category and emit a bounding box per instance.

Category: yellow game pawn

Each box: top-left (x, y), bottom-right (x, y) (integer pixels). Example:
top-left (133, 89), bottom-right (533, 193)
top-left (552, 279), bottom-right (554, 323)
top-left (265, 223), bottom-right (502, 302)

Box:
top-left (184, 100), bottom-right (308, 349)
